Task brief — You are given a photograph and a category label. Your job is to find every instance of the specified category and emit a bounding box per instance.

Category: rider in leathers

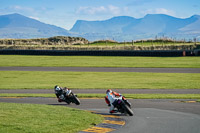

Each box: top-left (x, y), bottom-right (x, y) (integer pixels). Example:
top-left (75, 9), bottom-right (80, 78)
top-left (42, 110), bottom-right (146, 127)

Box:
top-left (105, 89), bottom-right (131, 113)
top-left (54, 85), bottom-right (71, 102)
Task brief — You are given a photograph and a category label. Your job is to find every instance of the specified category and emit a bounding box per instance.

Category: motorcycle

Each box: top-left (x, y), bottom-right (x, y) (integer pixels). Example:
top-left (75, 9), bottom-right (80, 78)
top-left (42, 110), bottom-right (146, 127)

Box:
top-left (114, 97), bottom-right (134, 116)
top-left (57, 89), bottom-right (80, 105)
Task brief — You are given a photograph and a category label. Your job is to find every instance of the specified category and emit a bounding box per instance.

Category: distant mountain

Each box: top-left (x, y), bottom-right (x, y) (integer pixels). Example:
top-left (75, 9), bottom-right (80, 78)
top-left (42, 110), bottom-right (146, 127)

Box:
top-left (70, 16), bottom-right (136, 34)
top-left (0, 13), bottom-right (71, 39)
top-left (179, 15), bottom-right (200, 33)
top-left (70, 14), bottom-right (200, 41)
top-left (0, 13), bottom-right (199, 41)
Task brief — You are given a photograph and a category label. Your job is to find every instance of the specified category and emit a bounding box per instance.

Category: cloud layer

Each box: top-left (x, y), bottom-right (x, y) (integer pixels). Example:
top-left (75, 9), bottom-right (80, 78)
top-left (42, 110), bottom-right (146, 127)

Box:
top-left (76, 5), bottom-right (128, 16)
top-left (143, 8), bottom-right (175, 16)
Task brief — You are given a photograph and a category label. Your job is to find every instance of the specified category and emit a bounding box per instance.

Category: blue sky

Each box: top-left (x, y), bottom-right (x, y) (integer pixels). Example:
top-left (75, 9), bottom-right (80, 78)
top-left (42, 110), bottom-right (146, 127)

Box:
top-left (0, 0), bottom-right (200, 30)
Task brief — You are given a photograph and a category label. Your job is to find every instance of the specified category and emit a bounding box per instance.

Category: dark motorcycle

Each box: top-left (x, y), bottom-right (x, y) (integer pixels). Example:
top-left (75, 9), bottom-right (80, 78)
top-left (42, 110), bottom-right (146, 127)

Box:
top-left (56, 89), bottom-right (80, 105)
top-left (114, 98), bottom-right (134, 116)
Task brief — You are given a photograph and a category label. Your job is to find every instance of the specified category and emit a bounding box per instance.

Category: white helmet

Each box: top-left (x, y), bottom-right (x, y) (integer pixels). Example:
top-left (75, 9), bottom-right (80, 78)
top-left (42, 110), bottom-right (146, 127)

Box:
top-left (54, 85), bottom-right (61, 91)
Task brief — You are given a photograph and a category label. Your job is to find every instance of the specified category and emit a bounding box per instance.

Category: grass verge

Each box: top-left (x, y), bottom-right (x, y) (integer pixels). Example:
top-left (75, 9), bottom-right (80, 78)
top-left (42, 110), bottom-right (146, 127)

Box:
top-left (0, 102), bottom-right (103, 133)
top-left (0, 55), bottom-right (200, 68)
top-left (0, 71), bottom-right (199, 89)
top-left (1, 93), bottom-right (200, 99)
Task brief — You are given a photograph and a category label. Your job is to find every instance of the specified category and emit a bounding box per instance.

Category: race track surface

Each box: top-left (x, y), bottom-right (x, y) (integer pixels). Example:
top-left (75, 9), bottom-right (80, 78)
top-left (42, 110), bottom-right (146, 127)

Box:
top-left (1, 66), bottom-right (200, 133)
top-left (0, 66), bottom-right (200, 73)
top-left (1, 97), bottom-right (200, 133)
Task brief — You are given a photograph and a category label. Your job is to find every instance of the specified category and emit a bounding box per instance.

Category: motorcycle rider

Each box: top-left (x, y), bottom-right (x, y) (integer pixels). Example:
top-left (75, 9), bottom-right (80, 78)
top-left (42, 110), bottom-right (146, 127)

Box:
top-left (54, 85), bottom-right (71, 102)
top-left (105, 89), bottom-right (131, 113)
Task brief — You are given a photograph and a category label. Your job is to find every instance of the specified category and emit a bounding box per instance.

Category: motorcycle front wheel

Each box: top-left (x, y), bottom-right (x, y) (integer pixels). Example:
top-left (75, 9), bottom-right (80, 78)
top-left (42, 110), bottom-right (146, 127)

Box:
top-left (123, 104), bottom-right (134, 116)
top-left (72, 94), bottom-right (80, 105)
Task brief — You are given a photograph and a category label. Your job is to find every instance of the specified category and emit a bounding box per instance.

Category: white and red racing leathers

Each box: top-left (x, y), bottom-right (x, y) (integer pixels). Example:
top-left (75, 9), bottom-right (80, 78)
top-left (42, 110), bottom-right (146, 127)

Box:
top-left (105, 91), bottom-right (122, 113)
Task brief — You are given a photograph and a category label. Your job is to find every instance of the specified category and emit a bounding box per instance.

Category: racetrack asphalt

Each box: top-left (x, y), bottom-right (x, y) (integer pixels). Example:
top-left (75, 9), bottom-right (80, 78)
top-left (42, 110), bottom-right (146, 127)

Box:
top-left (1, 66), bottom-right (200, 133)
top-left (0, 66), bottom-right (200, 73)
top-left (0, 97), bottom-right (200, 133)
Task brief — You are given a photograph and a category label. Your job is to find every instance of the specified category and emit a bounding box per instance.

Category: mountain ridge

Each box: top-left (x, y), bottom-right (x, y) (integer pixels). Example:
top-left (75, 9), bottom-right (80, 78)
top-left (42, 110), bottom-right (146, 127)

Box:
top-left (70, 14), bottom-right (200, 33)
top-left (0, 13), bottom-right (199, 41)
top-left (0, 13), bottom-right (70, 39)
top-left (70, 14), bottom-right (200, 41)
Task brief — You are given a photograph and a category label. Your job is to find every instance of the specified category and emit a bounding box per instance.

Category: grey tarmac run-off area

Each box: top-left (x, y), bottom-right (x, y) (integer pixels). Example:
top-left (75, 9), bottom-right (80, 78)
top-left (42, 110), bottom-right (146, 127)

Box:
top-left (1, 89), bottom-right (200, 133)
top-left (1, 88), bottom-right (200, 115)
top-left (0, 97), bottom-right (200, 133)
top-left (1, 66), bottom-right (200, 133)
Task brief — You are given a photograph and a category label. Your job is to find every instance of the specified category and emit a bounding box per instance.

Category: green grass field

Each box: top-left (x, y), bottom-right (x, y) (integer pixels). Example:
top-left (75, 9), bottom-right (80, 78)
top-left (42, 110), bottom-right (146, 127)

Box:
top-left (0, 71), bottom-right (199, 89)
top-left (0, 55), bottom-right (199, 133)
top-left (0, 102), bottom-right (103, 133)
top-left (0, 55), bottom-right (200, 68)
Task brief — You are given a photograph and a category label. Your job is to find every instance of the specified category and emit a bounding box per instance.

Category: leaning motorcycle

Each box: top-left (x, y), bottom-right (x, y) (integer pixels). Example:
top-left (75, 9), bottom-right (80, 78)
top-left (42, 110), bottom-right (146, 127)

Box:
top-left (58, 90), bottom-right (80, 105)
top-left (115, 97), bottom-right (134, 116)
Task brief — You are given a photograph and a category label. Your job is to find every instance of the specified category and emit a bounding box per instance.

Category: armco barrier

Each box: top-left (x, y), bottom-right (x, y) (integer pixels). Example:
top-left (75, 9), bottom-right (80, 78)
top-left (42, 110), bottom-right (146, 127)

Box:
top-left (0, 49), bottom-right (197, 56)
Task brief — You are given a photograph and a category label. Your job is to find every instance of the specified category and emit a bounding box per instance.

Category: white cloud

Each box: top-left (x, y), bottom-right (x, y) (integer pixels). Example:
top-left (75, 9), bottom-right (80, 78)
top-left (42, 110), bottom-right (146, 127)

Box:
top-left (76, 5), bottom-right (128, 16)
top-left (143, 8), bottom-right (176, 16)
top-left (10, 5), bottom-right (34, 12)
top-left (108, 5), bottom-right (121, 15)
top-left (0, 5), bottom-right (53, 16)
top-left (76, 6), bottom-right (107, 15)
top-left (128, 0), bottom-right (155, 6)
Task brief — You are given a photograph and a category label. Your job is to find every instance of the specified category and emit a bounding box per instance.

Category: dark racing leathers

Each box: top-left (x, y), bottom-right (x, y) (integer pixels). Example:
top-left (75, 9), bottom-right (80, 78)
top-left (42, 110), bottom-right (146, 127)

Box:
top-left (55, 88), bottom-right (71, 102)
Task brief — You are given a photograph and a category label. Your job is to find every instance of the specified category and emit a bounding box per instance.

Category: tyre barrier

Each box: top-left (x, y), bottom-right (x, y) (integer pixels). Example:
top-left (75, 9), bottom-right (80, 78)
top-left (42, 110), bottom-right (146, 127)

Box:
top-left (0, 49), bottom-right (198, 56)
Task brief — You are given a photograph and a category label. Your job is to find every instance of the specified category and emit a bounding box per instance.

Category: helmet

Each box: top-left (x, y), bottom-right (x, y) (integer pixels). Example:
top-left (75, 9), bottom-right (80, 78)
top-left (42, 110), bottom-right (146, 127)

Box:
top-left (54, 85), bottom-right (62, 95)
top-left (54, 85), bottom-right (61, 91)
top-left (106, 89), bottom-right (112, 94)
